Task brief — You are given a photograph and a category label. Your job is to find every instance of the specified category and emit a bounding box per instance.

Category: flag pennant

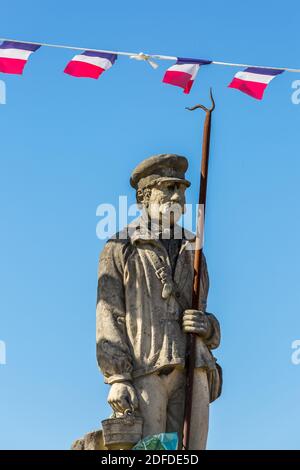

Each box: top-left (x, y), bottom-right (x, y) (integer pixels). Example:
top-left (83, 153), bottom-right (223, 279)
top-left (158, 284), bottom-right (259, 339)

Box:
top-left (228, 67), bottom-right (284, 100)
top-left (64, 51), bottom-right (117, 79)
top-left (0, 41), bottom-right (41, 75)
top-left (162, 57), bottom-right (212, 94)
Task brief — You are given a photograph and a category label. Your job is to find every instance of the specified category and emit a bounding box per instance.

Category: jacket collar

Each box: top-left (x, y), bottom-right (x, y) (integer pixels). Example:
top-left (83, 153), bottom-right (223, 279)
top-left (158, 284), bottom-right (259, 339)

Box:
top-left (127, 214), bottom-right (196, 250)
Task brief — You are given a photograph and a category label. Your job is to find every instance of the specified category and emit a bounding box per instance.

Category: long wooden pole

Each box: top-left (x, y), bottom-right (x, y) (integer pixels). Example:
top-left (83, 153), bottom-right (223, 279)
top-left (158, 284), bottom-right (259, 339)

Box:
top-left (182, 89), bottom-right (215, 450)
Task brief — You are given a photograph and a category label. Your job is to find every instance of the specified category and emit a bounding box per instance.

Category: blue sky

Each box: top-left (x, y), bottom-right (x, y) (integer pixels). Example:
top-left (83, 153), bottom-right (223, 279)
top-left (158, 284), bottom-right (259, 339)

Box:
top-left (0, 0), bottom-right (300, 450)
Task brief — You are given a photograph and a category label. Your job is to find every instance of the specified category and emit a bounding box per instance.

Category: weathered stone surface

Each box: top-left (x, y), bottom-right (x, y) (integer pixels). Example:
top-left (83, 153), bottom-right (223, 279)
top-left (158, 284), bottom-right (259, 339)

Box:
top-left (71, 430), bottom-right (107, 451)
top-left (92, 154), bottom-right (222, 450)
top-left (102, 414), bottom-right (143, 449)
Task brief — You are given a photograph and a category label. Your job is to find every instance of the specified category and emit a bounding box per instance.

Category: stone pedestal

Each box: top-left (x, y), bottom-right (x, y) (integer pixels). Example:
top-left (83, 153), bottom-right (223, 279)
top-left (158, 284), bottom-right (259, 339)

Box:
top-left (71, 430), bottom-right (107, 450)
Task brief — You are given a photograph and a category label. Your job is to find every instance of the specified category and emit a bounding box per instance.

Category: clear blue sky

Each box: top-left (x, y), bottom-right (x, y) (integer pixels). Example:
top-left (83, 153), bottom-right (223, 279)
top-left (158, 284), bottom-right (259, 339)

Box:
top-left (0, 0), bottom-right (300, 450)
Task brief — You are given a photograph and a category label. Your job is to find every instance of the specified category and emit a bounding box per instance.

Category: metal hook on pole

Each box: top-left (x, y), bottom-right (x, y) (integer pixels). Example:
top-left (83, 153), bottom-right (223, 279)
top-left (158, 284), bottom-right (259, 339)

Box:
top-left (186, 88), bottom-right (215, 114)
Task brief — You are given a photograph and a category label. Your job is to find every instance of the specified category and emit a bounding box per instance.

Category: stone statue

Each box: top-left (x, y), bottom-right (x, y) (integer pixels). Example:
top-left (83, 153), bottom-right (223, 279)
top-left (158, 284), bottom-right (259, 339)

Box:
top-left (96, 154), bottom-right (222, 450)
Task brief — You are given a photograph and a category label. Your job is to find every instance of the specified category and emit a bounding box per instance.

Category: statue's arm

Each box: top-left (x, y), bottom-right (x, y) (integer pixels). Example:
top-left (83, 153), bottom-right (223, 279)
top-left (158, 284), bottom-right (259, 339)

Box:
top-left (96, 239), bottom-right (133, 385)
top-left (204, 313), bottom-right (221, 349)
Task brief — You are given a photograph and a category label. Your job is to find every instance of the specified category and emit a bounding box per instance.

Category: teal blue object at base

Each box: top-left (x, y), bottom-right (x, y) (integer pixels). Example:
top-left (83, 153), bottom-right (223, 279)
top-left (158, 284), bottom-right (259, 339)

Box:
top-left (132, 432), bottom-right (178, 450)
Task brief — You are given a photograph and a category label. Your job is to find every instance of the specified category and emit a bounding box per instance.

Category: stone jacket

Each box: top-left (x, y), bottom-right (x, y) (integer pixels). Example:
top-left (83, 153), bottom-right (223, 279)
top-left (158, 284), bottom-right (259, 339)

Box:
top-left (96, 218), bottom-right (220, 385)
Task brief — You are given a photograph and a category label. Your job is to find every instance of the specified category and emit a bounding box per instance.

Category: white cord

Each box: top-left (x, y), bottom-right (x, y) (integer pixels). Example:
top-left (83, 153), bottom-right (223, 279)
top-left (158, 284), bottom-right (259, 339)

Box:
top-left (0, 37), bottom-right (299, 73)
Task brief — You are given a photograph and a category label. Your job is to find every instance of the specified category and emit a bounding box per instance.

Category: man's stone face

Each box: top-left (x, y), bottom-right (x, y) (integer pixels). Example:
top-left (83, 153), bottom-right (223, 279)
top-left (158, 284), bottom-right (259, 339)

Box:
top-left (145, 181), bottom-right (186, 228)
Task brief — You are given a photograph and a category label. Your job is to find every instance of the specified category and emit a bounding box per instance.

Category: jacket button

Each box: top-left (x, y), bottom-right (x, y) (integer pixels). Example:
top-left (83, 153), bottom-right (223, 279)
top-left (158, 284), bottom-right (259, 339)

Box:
top-left (175, 292), bottom-right (180, 298)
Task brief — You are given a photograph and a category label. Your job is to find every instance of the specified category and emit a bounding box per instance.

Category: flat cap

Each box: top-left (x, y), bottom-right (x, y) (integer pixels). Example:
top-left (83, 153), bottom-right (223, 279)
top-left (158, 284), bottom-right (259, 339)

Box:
top-left (130, 154), bottom-right (190, 190)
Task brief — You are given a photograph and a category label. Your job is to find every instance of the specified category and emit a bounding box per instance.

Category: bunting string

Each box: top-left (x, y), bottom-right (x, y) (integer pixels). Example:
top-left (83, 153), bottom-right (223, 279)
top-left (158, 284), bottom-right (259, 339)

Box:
top-left (1, 37), bottom-right (299, 72)
top-left (0, 36), bottom-right (299, 100)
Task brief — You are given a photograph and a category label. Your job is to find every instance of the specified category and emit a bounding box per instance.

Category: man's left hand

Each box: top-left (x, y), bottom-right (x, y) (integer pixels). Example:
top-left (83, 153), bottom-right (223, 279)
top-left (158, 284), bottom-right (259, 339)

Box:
top-left (182, 309), bottom-right (212, 338)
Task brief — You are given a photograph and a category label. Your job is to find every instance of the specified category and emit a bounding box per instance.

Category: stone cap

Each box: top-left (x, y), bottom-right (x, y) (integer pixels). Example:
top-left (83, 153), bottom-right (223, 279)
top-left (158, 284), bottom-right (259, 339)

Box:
top-left (130, 154), bottom-right (191, 190)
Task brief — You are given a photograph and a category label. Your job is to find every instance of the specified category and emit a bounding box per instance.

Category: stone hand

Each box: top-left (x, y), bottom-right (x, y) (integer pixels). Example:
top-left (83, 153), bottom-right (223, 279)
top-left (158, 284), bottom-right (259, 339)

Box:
top-left (182, 309), bottom-right (212, 338)
top-left (107, 382), bottom-right (139, 415)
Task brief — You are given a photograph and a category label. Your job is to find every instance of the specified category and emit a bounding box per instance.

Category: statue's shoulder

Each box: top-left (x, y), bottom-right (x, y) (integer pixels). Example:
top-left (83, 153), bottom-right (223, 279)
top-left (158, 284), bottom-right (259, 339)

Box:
top-left (180, 226), bottom-right (208, 267)
top-left (99, 228), bottom-right (133, 267)
top-left (181, 226), bottom-right (196, 242)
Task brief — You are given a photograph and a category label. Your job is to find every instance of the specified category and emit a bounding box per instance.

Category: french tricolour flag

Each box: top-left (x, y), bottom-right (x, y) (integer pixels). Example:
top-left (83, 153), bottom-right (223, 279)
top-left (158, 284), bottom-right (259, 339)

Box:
top-left (228, 67), bottom-right (284, 100)
top-left (64, 51), bottom-right (117, 79)
top-left (0, 41), bottom-right (41, 75)
top-left (163, 58), bottom-right (212, 94)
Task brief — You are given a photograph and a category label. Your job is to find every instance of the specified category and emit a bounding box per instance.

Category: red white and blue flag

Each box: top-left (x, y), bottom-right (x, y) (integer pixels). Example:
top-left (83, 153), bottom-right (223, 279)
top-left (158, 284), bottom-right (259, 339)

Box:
top-left (228, 67), bottom-right (284, 100)
top-left (64, 51), bottom-right (117, 79)
top-left (162, 58), bottom-right (212, 94)
top-left (0, 41), bottom-right (41, 75)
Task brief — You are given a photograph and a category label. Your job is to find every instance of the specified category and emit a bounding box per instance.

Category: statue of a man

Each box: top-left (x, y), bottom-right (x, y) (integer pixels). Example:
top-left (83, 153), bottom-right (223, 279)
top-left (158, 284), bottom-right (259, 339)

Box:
top-left (96, 154), bottom-right (221, 450)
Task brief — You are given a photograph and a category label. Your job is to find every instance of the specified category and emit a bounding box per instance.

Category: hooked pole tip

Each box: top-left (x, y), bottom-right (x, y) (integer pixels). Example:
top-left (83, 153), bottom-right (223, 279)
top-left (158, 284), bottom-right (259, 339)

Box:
top-left (186, 87), bottom-right (215, 113)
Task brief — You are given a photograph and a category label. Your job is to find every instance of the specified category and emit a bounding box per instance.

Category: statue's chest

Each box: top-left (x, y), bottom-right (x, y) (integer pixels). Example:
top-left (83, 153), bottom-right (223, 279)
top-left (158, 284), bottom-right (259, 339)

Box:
top-left (125, 244), bottom-right (193, 305)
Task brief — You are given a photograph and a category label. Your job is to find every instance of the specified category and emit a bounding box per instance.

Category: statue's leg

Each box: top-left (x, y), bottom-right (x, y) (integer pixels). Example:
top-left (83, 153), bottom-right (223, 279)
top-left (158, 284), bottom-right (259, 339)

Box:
top-left (188, 368), bottom-right (210, 450)
top-left (133, 373), bottom-right (168, 438)
top-left (165, 368), bottom-right (186, 445)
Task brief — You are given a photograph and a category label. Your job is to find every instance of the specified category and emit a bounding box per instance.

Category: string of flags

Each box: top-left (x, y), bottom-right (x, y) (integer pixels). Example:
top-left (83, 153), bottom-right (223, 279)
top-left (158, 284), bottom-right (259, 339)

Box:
top-left (0, 38), bottom-right (299, 100)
